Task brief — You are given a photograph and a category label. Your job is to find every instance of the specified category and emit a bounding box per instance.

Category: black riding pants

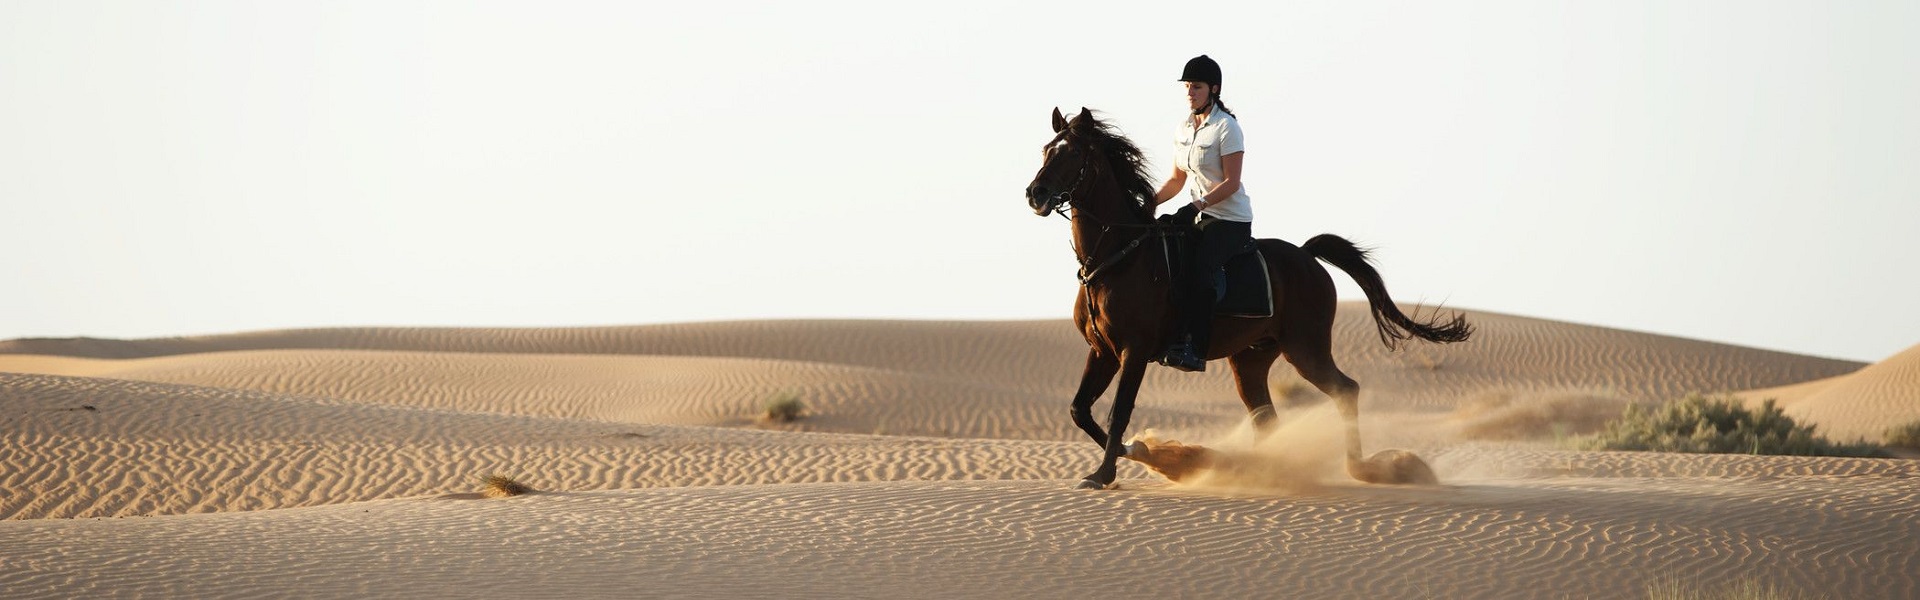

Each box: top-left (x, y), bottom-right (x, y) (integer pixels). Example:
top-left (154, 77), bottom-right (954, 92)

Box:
top-left (1183, 216), bottom-right (1253, 355)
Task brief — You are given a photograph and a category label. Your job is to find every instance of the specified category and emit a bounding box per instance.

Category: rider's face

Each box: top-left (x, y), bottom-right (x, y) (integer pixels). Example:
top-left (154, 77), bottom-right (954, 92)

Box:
top-left (1184, 81), bottom-right (1214, 113)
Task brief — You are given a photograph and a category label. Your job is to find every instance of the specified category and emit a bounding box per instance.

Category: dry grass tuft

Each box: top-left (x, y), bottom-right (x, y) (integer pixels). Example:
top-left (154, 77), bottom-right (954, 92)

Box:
top-left (760, 391), bottom-right (807, 423)
top-left (481, 474), bottom-right (534, 498)
top-left (1645, 574), bottom-right (1826, 600)
top-left (1451, 390), bottom-right (1629, 441)
top-left (1884, 420), bottom-right (1920, 450)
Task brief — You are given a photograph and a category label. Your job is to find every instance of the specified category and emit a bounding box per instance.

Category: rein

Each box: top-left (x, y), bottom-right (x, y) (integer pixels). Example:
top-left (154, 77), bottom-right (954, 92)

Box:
top-left (1074, 222), bottom-right (1173, 286)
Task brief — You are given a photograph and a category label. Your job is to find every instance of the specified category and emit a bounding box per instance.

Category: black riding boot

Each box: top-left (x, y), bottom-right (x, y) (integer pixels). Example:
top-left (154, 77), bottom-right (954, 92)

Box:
top-left (1185, 276), bottom-right (1216, 365)
top-left (1157, 276), bottom-right (1212, 372)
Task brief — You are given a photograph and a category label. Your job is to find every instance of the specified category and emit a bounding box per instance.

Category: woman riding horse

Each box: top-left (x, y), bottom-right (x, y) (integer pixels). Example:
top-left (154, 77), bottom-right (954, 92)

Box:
top-left (1153, 54), bottom-right (1252, 373)
top-left (1025, 86), bottom-right (1472, 490)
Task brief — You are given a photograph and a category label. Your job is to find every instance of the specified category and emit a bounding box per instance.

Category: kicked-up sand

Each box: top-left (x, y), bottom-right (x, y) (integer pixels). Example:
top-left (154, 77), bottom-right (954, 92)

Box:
top-left (2, 304), bottom-right (1915, 598)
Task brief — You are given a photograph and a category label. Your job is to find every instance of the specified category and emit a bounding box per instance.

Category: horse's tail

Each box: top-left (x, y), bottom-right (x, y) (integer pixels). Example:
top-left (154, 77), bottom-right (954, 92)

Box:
top-left (1302, 234), bottom-right (1474, 350)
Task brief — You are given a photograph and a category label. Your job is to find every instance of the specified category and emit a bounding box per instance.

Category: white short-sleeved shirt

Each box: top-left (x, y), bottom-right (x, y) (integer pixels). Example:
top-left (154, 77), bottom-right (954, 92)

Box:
top-left (1176, 107), bottom-right (1252, 222)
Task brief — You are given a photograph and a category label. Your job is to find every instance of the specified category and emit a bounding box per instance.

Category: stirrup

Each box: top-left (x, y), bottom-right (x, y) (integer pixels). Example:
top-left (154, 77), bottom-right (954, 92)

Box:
top-left (1156, 337), bottom-right (1207, 373)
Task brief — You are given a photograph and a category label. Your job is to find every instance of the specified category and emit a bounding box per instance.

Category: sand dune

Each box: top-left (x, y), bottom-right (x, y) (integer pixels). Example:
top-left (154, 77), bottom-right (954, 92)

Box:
top-left (0, 349), bottom-right (1234, 441)
top-left (2, 312), bottom-right (1913, 598)
top-left (1739, 342), bottom-right (1920, 440)
top-left (1, 306), bottom-right (1865, 413)
top-left (2, 309), bottom-right (1871, 448)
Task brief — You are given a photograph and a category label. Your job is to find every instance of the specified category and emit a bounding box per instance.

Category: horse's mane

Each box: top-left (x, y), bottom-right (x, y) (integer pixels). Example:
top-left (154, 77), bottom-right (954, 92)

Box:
top-left (1067, 112), bottom-right (1158, 220)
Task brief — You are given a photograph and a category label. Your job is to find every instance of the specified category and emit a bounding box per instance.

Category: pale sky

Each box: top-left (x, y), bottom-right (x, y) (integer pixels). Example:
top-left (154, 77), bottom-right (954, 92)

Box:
top-left (3, 1), bottom-right (1916, 362)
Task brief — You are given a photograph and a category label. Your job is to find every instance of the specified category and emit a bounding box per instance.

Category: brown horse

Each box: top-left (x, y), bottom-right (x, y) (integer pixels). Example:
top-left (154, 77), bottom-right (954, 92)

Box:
top-left (1025, 107), bottom-right (1472, 490)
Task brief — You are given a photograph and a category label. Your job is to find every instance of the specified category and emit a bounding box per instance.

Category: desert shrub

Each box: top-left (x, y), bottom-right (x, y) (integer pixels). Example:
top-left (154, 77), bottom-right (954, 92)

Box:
top-left (481, 474), bottom-right (533, 498)
top-left (1885, 420), bottom-right (1920, 449)
top-left (1645, 574), bottom-right (1825, 600)
top-left (760, 391), bottom-right (807, 423)
top-left (1577, 394), bottom-right (1884, 457)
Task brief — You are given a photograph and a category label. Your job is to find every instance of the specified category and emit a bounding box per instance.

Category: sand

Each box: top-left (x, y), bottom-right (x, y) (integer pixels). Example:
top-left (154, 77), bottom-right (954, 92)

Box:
top-left (2, 305), bottom-right (1914, 598)
top-left (1738, 341), bottom-right (1920, 441)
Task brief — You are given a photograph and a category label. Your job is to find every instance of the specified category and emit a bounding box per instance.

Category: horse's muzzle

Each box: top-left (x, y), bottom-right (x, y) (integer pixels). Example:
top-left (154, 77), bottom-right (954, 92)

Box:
top-left (1026, 186), bottom-right (1062, 217)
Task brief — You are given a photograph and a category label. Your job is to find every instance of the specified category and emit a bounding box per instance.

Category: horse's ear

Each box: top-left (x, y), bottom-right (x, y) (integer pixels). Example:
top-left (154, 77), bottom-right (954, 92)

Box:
top-left (1068, 107), bottom-right (1093, 131)
top-left (1051, 107), bottom-right (1067, 133)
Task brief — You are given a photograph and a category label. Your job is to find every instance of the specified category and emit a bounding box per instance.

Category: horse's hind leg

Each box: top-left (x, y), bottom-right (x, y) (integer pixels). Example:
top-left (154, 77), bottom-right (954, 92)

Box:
top-left (1282, 340), bottom-right (1365, 474)
top-left (1228, 344), bottom-right (1284, 433)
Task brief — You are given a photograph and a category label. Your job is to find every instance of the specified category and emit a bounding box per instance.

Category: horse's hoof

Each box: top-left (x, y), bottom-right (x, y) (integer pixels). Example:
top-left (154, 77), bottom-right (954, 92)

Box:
top-left (1074, 478), bottom-right (1112, 490)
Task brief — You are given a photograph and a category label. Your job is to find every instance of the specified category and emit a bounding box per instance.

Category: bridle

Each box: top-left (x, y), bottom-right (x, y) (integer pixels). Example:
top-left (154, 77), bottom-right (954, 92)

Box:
top-left (1037, 134), bottom-right (1092, 219)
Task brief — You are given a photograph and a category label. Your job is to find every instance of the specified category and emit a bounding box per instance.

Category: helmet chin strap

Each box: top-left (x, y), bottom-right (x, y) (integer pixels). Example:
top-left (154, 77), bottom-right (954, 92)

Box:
top-left (1191, 100), bottom-right (1212, 116)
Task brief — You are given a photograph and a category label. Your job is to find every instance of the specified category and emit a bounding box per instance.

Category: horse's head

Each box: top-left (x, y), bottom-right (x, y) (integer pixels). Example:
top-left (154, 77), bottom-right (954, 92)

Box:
top-left (1026, 107), bottom-right (1097, 217)
top-left (1026, 108), bottom-right (1157, 224)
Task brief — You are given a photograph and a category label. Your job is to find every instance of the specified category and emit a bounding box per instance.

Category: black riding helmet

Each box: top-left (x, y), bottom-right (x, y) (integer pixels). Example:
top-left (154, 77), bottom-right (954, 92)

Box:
top-left (1179, 55), bottom-right (1222, 86)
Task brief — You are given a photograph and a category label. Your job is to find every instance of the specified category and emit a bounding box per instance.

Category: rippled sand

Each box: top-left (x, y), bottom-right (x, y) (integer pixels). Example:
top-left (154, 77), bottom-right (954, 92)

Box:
top-left (2, 308), bottom-right (1913, 598)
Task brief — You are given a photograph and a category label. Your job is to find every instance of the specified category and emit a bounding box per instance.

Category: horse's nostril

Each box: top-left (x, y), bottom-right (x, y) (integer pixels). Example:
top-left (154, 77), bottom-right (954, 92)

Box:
top-left (1030, 185), bottom-right (1047, 199)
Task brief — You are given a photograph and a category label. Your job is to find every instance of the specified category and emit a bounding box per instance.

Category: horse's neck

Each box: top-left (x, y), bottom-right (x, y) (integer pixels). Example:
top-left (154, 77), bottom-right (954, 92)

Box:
top-left (1069, 218), bottom-right (1104, 262)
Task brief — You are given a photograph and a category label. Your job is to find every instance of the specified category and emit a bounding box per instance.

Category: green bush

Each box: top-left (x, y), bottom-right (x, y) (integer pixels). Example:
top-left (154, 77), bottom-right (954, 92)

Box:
top-left (1885, 420), bottom-right (1920, 449)
top-left (1577, 394), bottom-right (1885, 457)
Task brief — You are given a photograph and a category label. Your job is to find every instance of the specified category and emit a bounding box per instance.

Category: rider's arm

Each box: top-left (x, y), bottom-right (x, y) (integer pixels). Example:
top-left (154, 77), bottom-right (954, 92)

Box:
top-left (1152, 167), bottom-right (1187, 206)
top-left (1197, 151), bottom-right (1243, 207)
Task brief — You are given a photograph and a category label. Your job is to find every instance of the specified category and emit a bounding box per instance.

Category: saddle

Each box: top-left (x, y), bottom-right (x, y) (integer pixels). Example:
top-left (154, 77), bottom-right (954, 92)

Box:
top-left (1155, 215), bottom-right (1277, 319)
top-left (1216, 247), bottom-right (1275, 318)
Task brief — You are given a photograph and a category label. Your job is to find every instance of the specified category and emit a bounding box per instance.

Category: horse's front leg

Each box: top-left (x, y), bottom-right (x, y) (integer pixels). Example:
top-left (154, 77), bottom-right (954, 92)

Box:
top-left (1076, 349), bottom-right (1151, 490)
top-left (1069, 346), bottom-right (1121, 447)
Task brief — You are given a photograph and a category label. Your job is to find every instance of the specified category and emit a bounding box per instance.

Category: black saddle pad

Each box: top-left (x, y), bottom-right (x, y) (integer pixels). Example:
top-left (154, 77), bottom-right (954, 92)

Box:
top-left (1216, 248), bottom-right (1274, 318)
